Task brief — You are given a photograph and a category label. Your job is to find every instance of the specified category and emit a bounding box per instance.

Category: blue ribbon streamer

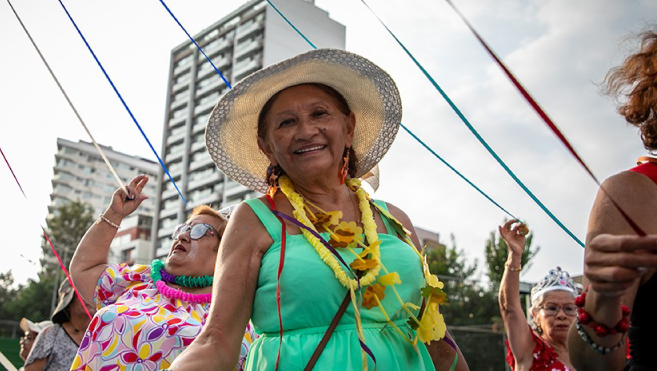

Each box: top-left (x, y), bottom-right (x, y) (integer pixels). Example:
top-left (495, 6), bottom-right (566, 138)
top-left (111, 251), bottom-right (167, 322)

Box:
top-left (56, 0), bottom-right (189, 209)
top-left (157, 0), bottom-right (232, 89)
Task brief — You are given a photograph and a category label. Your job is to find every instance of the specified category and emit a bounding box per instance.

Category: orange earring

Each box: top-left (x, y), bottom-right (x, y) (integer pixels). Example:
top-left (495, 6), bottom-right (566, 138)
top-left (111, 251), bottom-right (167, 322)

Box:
top-left (339, 148), bottom-right (350, 184)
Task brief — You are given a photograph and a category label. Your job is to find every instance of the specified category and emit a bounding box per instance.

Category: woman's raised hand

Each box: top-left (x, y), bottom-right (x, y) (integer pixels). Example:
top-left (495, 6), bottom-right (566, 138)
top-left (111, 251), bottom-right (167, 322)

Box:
top-left (105, 175), bottom-right (149, 221)
top-left (499, 219), bottom-right (527, 257)
top-left (585, 234), bottom-right (657, 297)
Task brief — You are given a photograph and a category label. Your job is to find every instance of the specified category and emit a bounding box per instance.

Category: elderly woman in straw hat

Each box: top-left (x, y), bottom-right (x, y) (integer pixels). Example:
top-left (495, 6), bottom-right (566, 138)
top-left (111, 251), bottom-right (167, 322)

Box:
top-left (68, 175), bottom-right (256, 370)
top-left (169, 49), bottom-right (468, 371)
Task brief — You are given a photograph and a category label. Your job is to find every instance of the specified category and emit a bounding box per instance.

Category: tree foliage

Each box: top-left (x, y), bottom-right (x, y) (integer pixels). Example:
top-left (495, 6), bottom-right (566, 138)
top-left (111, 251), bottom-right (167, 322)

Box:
top-left (41, 200), bottom-right (94, 274)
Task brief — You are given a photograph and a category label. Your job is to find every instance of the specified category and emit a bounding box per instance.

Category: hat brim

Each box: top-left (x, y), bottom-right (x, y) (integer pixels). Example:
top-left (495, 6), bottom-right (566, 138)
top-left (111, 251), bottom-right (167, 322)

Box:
top-left (51, 282), bottom-right (75, 324)
top-left (206, 48), bottom-right (402, 194)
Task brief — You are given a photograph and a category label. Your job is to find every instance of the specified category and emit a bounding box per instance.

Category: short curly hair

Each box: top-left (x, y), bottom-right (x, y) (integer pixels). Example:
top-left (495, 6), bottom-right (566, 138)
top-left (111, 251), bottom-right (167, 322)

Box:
top-left (604, 29), bottom-right (657, 152)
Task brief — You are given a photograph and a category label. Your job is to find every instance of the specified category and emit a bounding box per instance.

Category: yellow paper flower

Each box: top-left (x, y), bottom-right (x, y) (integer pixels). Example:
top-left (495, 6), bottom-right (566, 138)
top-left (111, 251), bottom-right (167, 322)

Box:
top-left (377, 272), bottom-right (401, 286)
top-left (362, 283), bottom-right (385, 309)
top-left (350, 258), bottom-right (379, 271)
top-left (417, 301), bottom-right (447, 344)
top-left (329, 221), bottom-right (363, 248)
top-left (359, 240), bottom-right (382, 258)
top-left (312, 210), bottom-right (343, 229)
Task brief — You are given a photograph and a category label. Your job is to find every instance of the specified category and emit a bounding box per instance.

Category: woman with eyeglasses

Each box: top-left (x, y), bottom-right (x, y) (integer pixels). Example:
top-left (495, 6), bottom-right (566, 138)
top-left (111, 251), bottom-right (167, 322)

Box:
top-left (498, 219), bottom-right (580, 370)
top-left (68, 175), bottom-right (256, 371)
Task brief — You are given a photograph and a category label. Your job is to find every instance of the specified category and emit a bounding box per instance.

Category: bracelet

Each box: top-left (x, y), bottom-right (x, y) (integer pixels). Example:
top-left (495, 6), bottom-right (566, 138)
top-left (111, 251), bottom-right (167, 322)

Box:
top-left (576, 319), bottom-right (624, 355)
top-left (99, 214), bottom-right (120, 229)
top-left (504, 262), bottom-right (522, 272)
top-left (574, 290), bottom-right (630, 337)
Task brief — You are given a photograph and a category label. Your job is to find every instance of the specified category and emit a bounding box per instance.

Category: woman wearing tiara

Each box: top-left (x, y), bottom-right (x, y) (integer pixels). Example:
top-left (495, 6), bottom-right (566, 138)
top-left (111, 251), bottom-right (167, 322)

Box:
top-left (499, 220), bottom-right (579, 370)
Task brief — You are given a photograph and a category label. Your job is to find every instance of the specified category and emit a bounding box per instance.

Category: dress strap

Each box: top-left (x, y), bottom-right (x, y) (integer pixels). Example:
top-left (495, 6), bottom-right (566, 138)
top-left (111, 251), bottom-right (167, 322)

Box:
top-left (372, 200), bottom-right (397, 235)
top-left (243, 198), bottom-right (281, 241)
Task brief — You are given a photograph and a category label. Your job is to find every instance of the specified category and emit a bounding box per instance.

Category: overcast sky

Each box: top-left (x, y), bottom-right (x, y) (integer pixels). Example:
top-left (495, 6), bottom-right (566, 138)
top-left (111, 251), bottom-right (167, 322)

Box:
top-left (1, 0), bottom-right (655, 287)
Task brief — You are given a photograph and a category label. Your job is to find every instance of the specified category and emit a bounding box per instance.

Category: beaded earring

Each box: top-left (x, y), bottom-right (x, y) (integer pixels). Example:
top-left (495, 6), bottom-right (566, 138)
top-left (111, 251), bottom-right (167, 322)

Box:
top-left (339, 147), bottom-right (350, 184)
top-left (266, 164), bottom-right (283, 196)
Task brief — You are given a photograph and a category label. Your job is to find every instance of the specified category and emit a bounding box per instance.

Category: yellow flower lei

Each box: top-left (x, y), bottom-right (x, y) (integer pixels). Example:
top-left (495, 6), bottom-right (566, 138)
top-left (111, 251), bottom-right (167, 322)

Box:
top-left (278, 175), bottom-right (381, 289)
top-left (277, 175), bottom-right (447, 347)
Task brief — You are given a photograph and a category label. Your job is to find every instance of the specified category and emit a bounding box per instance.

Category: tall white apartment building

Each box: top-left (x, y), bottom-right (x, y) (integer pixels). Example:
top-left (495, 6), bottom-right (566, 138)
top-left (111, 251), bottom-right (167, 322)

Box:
top-left (152, 0), bottom-right (345, 259)
top-left (49, 138), bottom-right (159, 264)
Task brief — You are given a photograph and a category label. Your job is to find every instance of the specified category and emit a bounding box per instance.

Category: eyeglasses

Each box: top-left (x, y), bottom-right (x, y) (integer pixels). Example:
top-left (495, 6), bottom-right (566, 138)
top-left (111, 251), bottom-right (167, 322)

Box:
top-left (171, 223), bottom-right (216, 240)
top-left (539, 304), bottom-right (578, 316)
top-left (20, 333), bottom-right (36, 342)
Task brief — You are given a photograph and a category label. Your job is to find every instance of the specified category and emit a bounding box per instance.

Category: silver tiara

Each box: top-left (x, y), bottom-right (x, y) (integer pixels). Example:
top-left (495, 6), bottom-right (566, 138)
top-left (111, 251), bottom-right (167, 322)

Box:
top-left (531, 267), bottom-right (579, 304)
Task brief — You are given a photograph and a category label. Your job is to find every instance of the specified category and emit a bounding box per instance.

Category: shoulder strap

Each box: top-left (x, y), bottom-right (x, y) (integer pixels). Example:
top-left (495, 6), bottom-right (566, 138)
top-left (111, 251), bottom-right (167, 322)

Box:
top-left (244, 198), bottom-right (281, 241)
top-left (372, 199), bottom-right (396, 235)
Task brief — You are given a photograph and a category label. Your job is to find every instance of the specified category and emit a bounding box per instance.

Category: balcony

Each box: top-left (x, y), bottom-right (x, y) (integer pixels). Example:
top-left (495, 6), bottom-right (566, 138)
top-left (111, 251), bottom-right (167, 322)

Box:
top-left (168, 114), bottom-right (187, 128)
top-left (190, 141), bottom-right (205, 153)
top-left (165, 149), bottom-right (184, 164)
top-left (158, 224), bottom-right (176, 239)
top-left (187, 171), bottom-right (221, 192)
top-left (196, 55), bottom-right (232, 81)
top-left (190, 192), bottom-right (220, 209)
top-left (236, 20), bottom-right (263, 40)
top-left (234, 39), bottom-right (262, 59)
top-left (159, 205), bottom-right (179, 220)
top-left (233, 58), bottom-right (261, 81)
top-left (193, 100), bottom-right (217, 117)
top-left (200, 38), bottom-right (232, 59)
top-left (166, 130), bottom-right (186, 146)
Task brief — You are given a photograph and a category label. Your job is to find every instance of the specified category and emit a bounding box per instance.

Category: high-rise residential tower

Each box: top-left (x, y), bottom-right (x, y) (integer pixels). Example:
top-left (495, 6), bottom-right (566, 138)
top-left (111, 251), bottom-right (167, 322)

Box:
top-left (152, 0), bottom-right (345, 259)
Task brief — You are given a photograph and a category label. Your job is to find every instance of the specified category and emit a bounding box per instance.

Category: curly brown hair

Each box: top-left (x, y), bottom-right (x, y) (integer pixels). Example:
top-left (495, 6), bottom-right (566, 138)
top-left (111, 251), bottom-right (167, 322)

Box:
top-left (604, 29), bottom-right (657, 152)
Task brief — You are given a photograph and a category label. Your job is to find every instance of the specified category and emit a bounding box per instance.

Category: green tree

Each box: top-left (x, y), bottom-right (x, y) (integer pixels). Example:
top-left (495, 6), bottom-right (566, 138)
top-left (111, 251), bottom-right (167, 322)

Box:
top-left (485, 220), bottom-right (540, 290)
top-left (427, 235), bottom-right (504, 371)
top-left (41, 200), bottom-right (94, 275)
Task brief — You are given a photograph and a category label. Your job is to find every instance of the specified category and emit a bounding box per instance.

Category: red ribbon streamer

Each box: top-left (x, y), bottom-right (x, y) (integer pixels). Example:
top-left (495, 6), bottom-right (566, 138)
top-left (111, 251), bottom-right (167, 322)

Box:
top-left (265, 194), bottom-right (286, 370)
top-left (444, 0), bottom-right (645, 237)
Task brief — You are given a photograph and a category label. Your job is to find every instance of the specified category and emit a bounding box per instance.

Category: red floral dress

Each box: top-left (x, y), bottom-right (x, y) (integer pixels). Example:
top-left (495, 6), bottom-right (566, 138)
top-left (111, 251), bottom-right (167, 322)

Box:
top-left (504, 325), bottom-right (571, 371)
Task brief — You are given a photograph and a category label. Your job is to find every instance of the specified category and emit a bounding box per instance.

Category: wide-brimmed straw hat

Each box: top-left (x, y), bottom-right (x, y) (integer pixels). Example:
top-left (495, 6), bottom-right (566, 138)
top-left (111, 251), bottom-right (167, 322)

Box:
top-left (205, 48), bottom-right (402, 194)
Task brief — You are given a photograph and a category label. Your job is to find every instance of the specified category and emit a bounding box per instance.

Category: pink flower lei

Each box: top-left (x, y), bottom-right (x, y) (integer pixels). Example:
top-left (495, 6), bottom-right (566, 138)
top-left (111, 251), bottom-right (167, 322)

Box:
top-left (154, 276), bottom-right (212, 304)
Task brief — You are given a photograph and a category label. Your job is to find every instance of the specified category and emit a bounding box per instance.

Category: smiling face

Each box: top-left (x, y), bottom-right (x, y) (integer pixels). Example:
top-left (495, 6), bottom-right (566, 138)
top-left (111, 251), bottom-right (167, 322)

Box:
top-left (165, 214), bottom-right (224, 277)
top-left (257, 84), bottom-right (355, 184)
top-left (532, 290), bottom-right (576, 344)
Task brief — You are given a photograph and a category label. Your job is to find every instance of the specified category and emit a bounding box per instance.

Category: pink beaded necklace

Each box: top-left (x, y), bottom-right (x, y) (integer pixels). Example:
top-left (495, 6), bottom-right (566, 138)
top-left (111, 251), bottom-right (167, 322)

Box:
top-left (154, 276), bottom-right (212, 304)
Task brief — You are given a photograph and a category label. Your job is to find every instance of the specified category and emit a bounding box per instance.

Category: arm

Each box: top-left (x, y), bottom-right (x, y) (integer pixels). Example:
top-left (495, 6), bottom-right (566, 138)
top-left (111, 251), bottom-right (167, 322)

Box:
top-left (498, 220), bottom-right (535, 367)
top-left (169, 202), bottom-right (270, 371)
top-left (568, 171), bottom-right (657, 371)
top-left (23, 358), bottom-right (46, 371)
top-left (387, 203), bottom-right (469, 371)
top-left (69, 175), bottom-right (149, 305)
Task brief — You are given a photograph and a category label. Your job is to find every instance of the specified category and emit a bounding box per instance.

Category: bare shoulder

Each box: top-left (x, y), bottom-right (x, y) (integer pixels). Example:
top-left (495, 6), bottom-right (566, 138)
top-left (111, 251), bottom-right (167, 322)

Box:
top-left (589, 170), bottom-right (657, 238)
top-left (222, 199), bottom-right (274, 254)
top-left (602, 170), bottom-right (657, 195)
top-left (382, 201), bottom-right (424, 248)
top-left (383, 201), bottom-right (413, 226)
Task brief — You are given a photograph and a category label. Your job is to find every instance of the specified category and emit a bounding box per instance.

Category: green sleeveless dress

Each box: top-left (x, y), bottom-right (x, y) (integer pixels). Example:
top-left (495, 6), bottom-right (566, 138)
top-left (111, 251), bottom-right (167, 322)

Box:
top-left (244, 198), bottom-right (435, 370)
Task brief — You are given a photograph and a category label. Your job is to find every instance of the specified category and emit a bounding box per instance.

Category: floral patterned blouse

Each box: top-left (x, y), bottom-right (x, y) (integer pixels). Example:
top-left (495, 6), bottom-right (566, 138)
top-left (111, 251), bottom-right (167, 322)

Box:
top-left (71, 263), bottom-right (257, 371)
top-left (504, 325), bottom-right (571, 371)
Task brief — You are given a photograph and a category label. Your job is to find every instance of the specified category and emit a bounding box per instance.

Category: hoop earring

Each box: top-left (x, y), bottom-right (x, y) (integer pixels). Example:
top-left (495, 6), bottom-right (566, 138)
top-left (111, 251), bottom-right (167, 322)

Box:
top-left (266, 164), bottom-right (283, 195)
top-left (339, 147), bottom-right (350, 184)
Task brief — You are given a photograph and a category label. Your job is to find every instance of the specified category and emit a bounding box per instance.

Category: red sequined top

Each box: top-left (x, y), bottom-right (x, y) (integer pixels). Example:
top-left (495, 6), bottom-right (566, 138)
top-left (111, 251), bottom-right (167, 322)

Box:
top-left (504, 325), bottom-right (571, 371)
